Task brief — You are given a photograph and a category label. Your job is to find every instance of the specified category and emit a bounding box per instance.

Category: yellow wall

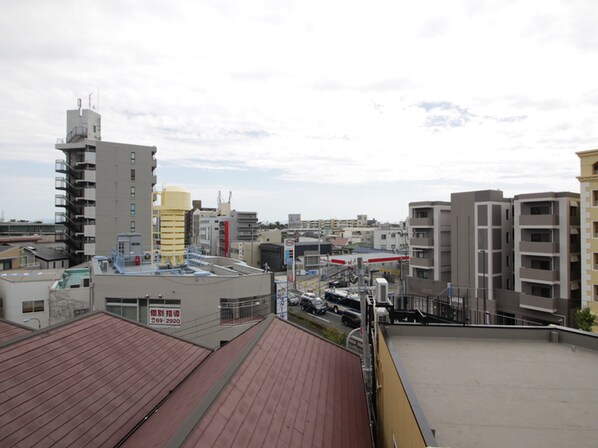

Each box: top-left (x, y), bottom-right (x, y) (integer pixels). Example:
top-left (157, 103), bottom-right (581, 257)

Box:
top-left (577, 149), bottom-right (598, 305)
top-left (376, 330), bottom-right (427, 448)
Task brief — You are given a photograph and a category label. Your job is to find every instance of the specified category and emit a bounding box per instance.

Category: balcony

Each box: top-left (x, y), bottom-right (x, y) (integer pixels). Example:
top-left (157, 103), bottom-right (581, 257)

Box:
top-left (519, 241), bottom-right (559, 254)
top-left (84, 224), bottom-right (96, 237)
top-left (410, 217), bottom-right (433, 227)
top-left (81, 188), bottom-right (96, 201)
top-left (84, 243), bottom-right (96, 255)
top-left (519, 267), bottom-right (559, 283)
top-left (520, 293), bottom-right (557, 312)
top-left (410, 237), bottom-right (433, 247)
top-left (82, 207), bottom-right (96, 219)
top-left (410, 257), bottom-right (434, 268)
top-left (519, 214), bottom-right (559, 226)
top-left (75, 151), bottom-right (96, 165)
top-left (78, 170), bottom-right (96, 183)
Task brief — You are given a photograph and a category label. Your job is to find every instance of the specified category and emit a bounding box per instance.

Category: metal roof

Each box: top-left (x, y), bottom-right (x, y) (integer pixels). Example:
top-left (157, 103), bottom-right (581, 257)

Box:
top-left (0, 319), bottom-right (32, 344)
top-left (0, 312), bottom-right (211, 447)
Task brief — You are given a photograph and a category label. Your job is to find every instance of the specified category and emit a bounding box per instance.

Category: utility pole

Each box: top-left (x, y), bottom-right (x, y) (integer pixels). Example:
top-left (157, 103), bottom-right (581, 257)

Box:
top-left (358, 257), bottom-right (371, 371)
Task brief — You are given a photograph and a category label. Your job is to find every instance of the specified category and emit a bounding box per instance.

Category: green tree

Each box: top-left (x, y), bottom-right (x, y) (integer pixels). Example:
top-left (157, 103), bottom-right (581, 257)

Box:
top-left (575, 307), bottom-right (596, 332)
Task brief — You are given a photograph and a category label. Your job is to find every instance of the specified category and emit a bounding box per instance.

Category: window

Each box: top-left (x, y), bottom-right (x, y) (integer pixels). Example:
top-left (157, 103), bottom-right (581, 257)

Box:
top-left (131, 169), bottom-right (136, 181)
top-left (130, 203), bottom-right (136, 216)
top-left (130, 186), bottom-right (135, 198)
top-left (570, 206), bottom-right (578, 217)
top-left (594, 253), bottom-right (598, 270)
top-left (130, 152), bottom-right (136, 164)
top-left (118, 241), bottom-right (125, 255)
top-left (531, 285), bottom-right (551, 298)
top-left (530, 205), bottom-right (550, 215)
top-left (381, 234), bottom-right (386, 240)
top-left (22, 300), bottom-right (44, 313)
top-left (130, 221), bottom-right (136, 232)
top-left (593, 162), bottom-right (598, 175)
top-left (506, 209), bottom-right (509, 220)
top-left (506, 255), bottom-right (509, 267)
top-left (531, 259), bottom-right (550, 270)
top-left (220, 296), bottom-right (269, 325)
top-left (506, 232), bottom-right (509, 243)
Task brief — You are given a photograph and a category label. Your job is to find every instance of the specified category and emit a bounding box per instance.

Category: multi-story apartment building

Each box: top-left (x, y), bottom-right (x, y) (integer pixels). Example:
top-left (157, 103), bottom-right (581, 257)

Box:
top-left (577, 149), bottom-right (598, 308)
top-left (408, 201), bottom-right (451, 282)
top-left (408, 190), bottom-right (580, 326)
top-left (514, 193), bottom-right (581, 315)
top-left (373, 222), bottom-right (408, 251)
top-left (299, 214), bottom-right (368, 231)
top-left (55, 104), bottom-right (156, 264)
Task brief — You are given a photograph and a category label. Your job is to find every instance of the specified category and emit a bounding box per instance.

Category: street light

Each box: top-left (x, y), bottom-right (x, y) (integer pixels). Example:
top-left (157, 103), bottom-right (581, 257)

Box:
top-left (24, 317), bottom-right (41, 329)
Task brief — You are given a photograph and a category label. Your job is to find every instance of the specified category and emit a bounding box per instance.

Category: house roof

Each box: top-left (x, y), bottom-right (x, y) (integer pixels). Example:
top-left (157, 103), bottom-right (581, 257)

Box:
top-left (0, 312), bottom-right (372, 447)
top-left (0, 319), bottom-right (32, 344)
top-left (0, 312), bottom-right (211, 447)
top-left (124, 315), bottom-right (372, 448)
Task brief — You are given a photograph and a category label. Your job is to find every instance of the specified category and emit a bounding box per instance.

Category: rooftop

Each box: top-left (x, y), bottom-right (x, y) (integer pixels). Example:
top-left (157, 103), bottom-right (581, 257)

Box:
top-left (382, 324), bottom-right (598, 448)
top-left (0, 269), bottom-right (64, 283)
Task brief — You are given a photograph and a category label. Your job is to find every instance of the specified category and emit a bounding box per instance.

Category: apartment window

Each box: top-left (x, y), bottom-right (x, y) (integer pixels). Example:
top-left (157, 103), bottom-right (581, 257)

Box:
top-left (130, 203), bottom-right (136, 216)
top-left (593, 222), bottom-right (598, 238)
top-left (530, 205), bottom-right (550, 215)
top-left (130, 152), bottom-right (136, 164)
top-left (118, 241), bottom-right (125, 255)
top-left (570, 206), bottom-right (578, 217)
top-left (594, 285), bottom-right (598, 301)
top-left (531, 259), bottom-right (550, 270)
top-left (505, 209), bottom-right (509, 220)
top-left (531, 231), bottom-right (551, 242)
top-left (506, 255), bottom-right (509, 267)
top-left (531, 285), bottom-right (551, 298)
top-left (593, 162), bottom-right (598, 175)
top-left (130, 221), bottom-right (136, 232)
top-left (594, 253), bottom-right (598, 270)
top-left (415, 211), bottom-right (428, 218)
top-left (506, 232), bottom-right (509, 243)
top-left (131, 169), bottom-right (136, 181)
top-left (22, 300), bottom-right (44, 313)
top-left (381, 234), bottom-right (386, 240)
top-left (130, 186), bottom-right (135, 198)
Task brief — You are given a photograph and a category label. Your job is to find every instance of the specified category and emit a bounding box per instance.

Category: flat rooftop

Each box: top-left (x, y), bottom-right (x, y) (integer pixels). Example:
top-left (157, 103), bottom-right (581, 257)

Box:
top-left (383, 325), bottom-right (598, 448)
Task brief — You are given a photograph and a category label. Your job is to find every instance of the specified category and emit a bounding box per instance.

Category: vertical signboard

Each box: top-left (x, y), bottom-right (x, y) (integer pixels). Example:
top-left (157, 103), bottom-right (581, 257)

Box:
top-left (284, 238), bottom-right (295, 285)
top-left (275, 280), bottom-right (288, 320)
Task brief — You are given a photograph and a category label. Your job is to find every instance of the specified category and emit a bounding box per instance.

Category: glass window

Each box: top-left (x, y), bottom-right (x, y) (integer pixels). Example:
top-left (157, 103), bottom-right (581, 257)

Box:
top-left (130, 186), bottom-right (135, 198)
top-left (130, 221), bottom-right (136, 232)
top-left (131, 169), bottom-right (135, 181)
top-left (130, 204), bottom-right (136, 216)
top-left (131, 152), bottom-right (136, 164)
top-left (22, 300), bottom-right (44, 313)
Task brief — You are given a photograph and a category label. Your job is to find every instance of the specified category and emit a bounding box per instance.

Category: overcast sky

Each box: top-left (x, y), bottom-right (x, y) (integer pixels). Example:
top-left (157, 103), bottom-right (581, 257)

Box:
top-left (1, 0), bottom-right (597, 223)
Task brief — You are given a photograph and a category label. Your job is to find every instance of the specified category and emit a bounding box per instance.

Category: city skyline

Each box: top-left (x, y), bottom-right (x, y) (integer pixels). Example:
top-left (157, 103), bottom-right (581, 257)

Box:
top-left (1, 0), bottom-right (596, 223)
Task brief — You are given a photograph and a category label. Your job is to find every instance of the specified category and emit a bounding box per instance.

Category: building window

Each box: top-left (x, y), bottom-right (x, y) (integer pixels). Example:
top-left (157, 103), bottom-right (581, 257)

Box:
top-left (130, 221), bottom-right (136, 232)
top-left (506, 209), bottom-right (509, 220)
top-left (131, 152), bottom-right (136, 164)
top-left (131, 169), bottom-right (136, 181)
top-left (130, 186), bottom-right (135, 198)
top-left (130, 204), bottom-right (136, 216)
top-left (593, 162), bottom-right (598, 175)
top-left (594, 253), bottom-right (598, 270)
top-left (220, 296), bottom-right (269, 325)
top-left (570, 206), bottom-right (578, 217)
top-left (531, 259), bottom-right (550, 270)
top-left (531, 285), bottom-right (551, 298)
top-left (118, 241), bottom-right (125, 255)
top-left (593, 222), bottom-right (598, 238)
top-left (22, 300), bottom-right (44, 313)
top-left (506, 232), bottom-right (509, 243)
top-left (506, 255), bottom-right (509, 267)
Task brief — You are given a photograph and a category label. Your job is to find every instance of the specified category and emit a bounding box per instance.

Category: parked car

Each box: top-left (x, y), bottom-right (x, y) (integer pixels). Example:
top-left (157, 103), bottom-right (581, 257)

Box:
top-left (341, 310), bottom-right (361, 328)
top-left (328, 278), bottom-right (349, 288)
top-left (287, 292), bottom-right (299, 306)
top-left (300, 293), bottom-right (327, 315)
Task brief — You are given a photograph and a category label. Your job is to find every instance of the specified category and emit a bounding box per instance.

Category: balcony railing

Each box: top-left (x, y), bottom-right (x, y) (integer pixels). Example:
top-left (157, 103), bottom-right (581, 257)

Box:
top-left (519, 267), bottom-right (559, 283)
top-left (410, 237), bottom-right (434, 247)
top-left (519, 214), bottom-right (559, 226)
top-left (410, 257), bottom-right (434, 268)
top-left (520, 293), bottom-right (557, 312)
top-left (519, 241), bottom-right (559, 254)
top-left (410, 217), bottom-right (433, 227)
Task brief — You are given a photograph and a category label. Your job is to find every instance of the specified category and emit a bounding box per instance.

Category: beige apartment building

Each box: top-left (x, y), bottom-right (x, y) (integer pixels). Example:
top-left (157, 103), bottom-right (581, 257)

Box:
top-left (577, 149), bottom-right (598, 321)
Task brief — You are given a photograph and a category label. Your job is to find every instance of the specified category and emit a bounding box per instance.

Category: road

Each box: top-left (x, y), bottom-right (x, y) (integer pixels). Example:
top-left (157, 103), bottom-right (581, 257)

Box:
top-left (287, 303), bottom-right (353, 334)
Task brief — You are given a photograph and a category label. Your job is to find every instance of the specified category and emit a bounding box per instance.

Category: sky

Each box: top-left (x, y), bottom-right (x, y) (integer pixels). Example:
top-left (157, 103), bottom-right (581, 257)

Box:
top-left (1, 0), bottom-right (597, 224)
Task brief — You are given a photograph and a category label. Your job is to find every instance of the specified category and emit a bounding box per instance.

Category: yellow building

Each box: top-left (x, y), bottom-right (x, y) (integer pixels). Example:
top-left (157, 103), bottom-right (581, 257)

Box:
top-left (577, 149), bottom-right (598, 324)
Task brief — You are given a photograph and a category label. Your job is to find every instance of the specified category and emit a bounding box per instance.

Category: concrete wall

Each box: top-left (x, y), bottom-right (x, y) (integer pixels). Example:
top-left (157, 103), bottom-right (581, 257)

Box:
top-left (91, 269), bottom-right (274, 349)
top-left (95, 141), bottom-right (155, 257)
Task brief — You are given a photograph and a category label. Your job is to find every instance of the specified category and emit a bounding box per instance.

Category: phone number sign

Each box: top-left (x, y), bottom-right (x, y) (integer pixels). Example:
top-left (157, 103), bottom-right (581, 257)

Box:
top-left (148, 306), bottom-right (182, 327)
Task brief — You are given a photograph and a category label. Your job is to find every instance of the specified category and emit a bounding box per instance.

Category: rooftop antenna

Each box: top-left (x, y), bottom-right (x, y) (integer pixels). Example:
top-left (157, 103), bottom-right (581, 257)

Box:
top-left (77, 98), bottom-right (82, 116)
top-left (88, 92), bottom-right (94, 110)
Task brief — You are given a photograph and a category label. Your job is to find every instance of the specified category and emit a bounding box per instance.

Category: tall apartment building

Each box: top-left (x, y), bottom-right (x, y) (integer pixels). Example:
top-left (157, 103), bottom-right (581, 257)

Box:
top-left (55, 104), bottom-right (156, 265)
top-left (514, 193), bottom-right (581, 315)
top-left (408, 202), bottom-right (451, 282)
top-left (577, 149), bottom-right (598, 308)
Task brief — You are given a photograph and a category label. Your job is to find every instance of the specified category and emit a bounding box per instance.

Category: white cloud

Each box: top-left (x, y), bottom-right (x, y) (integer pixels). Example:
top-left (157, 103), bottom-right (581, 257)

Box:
top-left (0, 0), bottom-right (596, 222)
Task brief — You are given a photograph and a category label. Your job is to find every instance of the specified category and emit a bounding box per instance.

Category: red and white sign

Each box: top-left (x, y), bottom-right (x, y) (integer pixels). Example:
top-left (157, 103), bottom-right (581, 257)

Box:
top-left (148, 306), bottom-right (182, 327)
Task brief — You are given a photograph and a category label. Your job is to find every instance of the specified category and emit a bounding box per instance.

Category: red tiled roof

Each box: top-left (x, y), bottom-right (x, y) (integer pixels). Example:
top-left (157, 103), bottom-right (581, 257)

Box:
top-left (0, 312), bottom-right (211, 448)
top-left (125, 315), bottom-right (372, 448)
top-left (0, 319), bottom-right (32, 344)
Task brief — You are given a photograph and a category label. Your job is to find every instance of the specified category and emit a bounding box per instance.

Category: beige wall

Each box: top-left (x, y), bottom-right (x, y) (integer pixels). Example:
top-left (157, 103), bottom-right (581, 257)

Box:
top-left (376, 330), bottom-right (427, 448)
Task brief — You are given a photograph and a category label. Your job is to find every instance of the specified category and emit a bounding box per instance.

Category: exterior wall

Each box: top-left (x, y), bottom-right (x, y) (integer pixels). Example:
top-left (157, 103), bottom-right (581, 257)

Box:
top-left (577, 149), bottom-right (598, 307)
top-left (376, 328), bottom-right (429, 448)
top-left (373, 225), bottom-right (408, 251)
top-left (91, 268), bottom-right (274, 349)
top-left (49, 285), bottom-right (90, 325)
top-left (94, 141), bottom-right (155, 257)
top-left (0, 246), bottom-right (22, 270)
top-left (0, 271), bottom-right (64, 328)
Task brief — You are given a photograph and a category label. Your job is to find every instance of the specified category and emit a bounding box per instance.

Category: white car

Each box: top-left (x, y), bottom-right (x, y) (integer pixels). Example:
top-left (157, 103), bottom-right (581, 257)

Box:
top-left (287, 292), bottom-right (299, 306)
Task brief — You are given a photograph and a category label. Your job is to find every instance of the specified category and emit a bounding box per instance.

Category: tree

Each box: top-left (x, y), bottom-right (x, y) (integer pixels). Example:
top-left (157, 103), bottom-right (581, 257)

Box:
top-left (575, 307), bottom-right (596, 332)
